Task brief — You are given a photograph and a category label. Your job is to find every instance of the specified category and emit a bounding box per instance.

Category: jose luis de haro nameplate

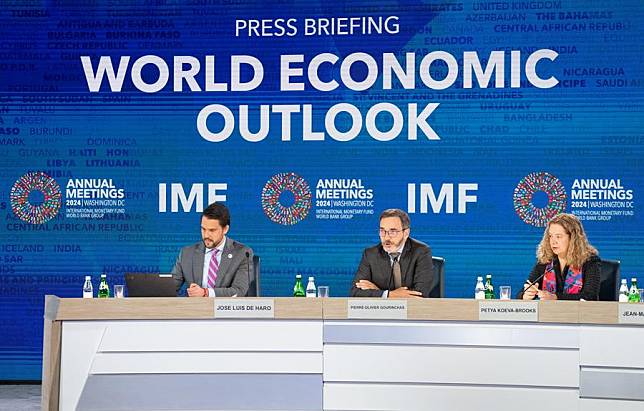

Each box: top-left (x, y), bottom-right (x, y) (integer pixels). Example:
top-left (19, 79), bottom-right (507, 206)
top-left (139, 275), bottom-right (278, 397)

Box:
top-left (479, 301), bottom-right (539, 322)
top-left (348, 299), bottom-right (408, 320)
top-left (215, 299), bottom-right (275, 318)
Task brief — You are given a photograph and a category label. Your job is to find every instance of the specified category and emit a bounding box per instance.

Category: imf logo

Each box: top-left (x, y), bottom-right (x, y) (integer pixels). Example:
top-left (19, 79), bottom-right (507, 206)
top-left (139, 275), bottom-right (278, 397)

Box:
top-left (407, 183), bottom-right (478, 214)
top-left (158, 183), bottom-right (227, 212)
top-left (261, 172), bottom-right (311, 225)
top-left (513, 172), bottom-right (566, 227)
top-left (10, 172), bottom-right (61, 224)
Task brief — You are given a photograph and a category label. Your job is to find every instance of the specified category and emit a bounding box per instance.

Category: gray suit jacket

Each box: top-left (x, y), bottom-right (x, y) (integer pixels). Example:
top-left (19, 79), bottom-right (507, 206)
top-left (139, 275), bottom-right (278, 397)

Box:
top-left (349, 237), bottom-right (433, 298)
top-left (171, 238), bottom-right (253, 297)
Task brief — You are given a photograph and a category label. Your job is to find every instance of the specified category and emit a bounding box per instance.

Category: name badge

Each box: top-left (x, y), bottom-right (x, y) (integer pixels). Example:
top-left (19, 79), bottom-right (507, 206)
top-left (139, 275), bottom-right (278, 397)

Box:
top-left (479, 301), bottom-right (538, 322)
top-left (347, 299), bottom-right (408, 320)
top-left (215, 299), bottom-right (275, 318)
top-left (618, 304), bottom-right (644, 325)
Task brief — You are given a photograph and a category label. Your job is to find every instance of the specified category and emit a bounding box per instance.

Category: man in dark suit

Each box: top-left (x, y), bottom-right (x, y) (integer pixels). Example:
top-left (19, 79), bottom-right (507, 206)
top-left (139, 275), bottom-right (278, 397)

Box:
top-left (171, 202), bottom-right (253, 297)
top-left (350, 209), bottom-right (433, 298)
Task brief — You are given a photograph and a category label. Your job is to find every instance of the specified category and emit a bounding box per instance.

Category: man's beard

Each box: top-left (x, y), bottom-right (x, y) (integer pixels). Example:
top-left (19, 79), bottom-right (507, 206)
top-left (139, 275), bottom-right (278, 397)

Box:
top-left (383, 238), bottom-right (403, 251)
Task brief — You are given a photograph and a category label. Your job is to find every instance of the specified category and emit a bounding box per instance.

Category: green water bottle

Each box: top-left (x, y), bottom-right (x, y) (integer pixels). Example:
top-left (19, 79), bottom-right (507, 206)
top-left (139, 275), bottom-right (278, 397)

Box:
top-left (98, 274), bottom-right (110, 298)
top-left (484, 274), bottom-right (495, 299)
top-left (293, 274), bottom-right (305, 297)
top-left (628, 278), bottom-right (639, 303)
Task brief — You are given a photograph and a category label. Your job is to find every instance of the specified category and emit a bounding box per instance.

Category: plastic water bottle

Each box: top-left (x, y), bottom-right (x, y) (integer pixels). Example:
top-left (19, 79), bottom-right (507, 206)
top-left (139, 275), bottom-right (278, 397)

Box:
top-left (618, 279), bottom-right (629, 302)
top-left (306, 276), bottom-right (316, 298)
top-left (474, 276), bottom-right (485, 300)
top-left (83, 276), bottom-right (93, 299)
top-left (629, 278), bottom-right (640, 303)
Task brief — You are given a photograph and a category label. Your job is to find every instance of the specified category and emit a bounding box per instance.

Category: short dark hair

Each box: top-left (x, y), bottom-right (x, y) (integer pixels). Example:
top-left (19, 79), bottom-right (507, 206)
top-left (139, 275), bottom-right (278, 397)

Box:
top-left (379, 208), bottom-right (410, 229)
top-left (202, 202), bottom-right (230, 227)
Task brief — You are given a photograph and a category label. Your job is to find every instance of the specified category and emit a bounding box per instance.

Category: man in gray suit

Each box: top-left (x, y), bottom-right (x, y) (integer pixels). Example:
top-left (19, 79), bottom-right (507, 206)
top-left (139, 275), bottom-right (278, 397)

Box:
top-left (172, 202), bottom-right (253, 297)
top-left (350, 208), bottom-right (433, 298)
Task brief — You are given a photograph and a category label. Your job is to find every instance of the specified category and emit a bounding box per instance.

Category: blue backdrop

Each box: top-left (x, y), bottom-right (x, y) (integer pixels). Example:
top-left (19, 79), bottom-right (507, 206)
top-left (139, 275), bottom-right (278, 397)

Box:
top-left (0, 0), bottom-right (642, 380)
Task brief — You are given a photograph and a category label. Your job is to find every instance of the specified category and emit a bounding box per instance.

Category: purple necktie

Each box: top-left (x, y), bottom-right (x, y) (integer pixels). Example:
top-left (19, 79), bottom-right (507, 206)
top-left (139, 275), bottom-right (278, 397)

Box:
top-left (207, 249), bottom-right (220, 288)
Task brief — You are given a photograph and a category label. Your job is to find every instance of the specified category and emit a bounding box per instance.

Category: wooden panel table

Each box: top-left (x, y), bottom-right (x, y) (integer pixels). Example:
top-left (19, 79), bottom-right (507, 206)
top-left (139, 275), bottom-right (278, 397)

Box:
top-left (43, 297), bottom-right (644, 411)
top-left (43, 296), bottom-right (323, 411)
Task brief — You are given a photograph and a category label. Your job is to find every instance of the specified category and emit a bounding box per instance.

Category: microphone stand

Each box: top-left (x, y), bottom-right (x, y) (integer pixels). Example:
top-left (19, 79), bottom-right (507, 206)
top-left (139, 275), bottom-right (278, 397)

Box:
top-left (245, 251), bottom-right (252, 297)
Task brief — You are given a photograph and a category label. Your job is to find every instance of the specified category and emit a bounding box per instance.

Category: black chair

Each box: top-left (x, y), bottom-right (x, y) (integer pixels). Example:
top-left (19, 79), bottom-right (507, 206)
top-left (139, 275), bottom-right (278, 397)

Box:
top-left (598, 259), bottom-right (620, 301)
top-left (246, 254), bottom-right (261, 297)
top-left (429, 256), bottom-right (445, 298)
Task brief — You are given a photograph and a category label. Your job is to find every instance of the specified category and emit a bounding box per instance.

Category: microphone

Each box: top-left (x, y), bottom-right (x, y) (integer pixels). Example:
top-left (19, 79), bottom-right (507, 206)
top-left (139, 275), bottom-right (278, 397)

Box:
top-left (520, 273), bottom-right (545, 299)
top-left (245, 251), bottom-right (252, 297)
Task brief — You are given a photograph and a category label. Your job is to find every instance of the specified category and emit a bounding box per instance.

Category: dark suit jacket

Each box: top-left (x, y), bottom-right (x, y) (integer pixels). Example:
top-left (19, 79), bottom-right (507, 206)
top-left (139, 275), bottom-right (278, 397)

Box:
top-left (171, 238), bottom-right (253, 297)
top-left (350, 237), bottom-right (433, 298)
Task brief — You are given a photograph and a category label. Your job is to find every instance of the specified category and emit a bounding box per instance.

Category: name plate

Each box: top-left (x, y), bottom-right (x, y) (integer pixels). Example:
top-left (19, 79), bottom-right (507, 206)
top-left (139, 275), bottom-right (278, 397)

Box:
top-left (347, 299), bottom-right (408, 320)
top-left (479, 301), bottom-right (538, 322)
top-left (618, 304), bottom-right (644, 325)
top-left (215, 299), bottom-right (275, 318)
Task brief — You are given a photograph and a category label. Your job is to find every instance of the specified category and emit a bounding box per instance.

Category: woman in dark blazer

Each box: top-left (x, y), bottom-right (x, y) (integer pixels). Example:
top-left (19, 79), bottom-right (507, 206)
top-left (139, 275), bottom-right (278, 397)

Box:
top-left (521, 213), bottom-right (601, 301)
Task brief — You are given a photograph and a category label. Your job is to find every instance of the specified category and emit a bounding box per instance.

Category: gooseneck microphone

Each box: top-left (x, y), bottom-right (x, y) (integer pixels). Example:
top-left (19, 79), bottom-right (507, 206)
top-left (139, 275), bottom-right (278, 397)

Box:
top-left (520, 272), bottom-right (545, 299)
top-left (245, 251), bottom-right (252, 297)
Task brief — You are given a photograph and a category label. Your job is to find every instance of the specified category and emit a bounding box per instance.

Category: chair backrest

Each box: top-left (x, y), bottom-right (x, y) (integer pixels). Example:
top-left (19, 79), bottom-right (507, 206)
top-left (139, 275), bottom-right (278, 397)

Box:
top-left (246, 254), bottom-right (261, 297)
top-left (429, 256), bottom-right (445, 298)
top-left (598, 259), bottom-right (620, 301)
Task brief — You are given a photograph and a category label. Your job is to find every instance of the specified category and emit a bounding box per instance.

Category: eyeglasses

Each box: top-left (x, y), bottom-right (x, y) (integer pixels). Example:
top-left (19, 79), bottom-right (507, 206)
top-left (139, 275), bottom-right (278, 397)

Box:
top-left (379, 227), bottom-right (408, 237)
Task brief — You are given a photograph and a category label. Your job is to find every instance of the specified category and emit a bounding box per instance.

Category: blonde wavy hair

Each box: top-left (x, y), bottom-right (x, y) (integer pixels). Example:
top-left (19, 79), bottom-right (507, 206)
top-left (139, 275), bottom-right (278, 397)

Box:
top-left (537, 213), bottom-right (598, 267)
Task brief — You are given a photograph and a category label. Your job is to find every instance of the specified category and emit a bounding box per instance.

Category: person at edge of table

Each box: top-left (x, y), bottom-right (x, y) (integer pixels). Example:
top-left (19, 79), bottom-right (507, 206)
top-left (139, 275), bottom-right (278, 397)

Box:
top-left (171, 202), bottom-right (253, 297)
top-left (350, 208), bottom-right (433, 298)
top-left (519, 213), bottom-right (600, 301)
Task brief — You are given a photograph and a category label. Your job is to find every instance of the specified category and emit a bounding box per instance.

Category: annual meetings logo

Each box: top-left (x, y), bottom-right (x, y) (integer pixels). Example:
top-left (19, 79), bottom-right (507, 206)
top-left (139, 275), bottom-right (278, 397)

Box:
top-left (261, 172), bottom-right (312, 225)
top-left (10, 171), bottom-right (62, 224)
top-left (513, 172), bottom-right (567, 227)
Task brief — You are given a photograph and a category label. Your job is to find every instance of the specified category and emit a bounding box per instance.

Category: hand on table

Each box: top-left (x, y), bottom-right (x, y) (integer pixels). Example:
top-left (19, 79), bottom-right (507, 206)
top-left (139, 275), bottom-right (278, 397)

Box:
top-left (537, 290), bottom-right (558, 300)
top-left (389, 287), bottom-right (422, 299)
top-left (522, 282), bottom-right (539, 300)
top-left (355, 280), bottom-right (380, 290)
top-left (187, 283), bottom-right (207, 297)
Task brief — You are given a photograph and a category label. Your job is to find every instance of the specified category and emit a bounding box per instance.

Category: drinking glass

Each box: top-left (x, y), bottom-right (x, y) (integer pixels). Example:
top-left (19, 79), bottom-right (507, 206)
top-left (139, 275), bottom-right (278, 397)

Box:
top-left (114, 284), bottom-right (125, 298)
top-left (499, 286), bottom-right (511, 300)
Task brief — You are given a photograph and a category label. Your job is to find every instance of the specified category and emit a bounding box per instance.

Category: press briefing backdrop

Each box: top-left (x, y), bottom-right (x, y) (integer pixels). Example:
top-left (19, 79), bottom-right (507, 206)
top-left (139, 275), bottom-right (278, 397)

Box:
top-left (0, 0), bottom-right (642, 380)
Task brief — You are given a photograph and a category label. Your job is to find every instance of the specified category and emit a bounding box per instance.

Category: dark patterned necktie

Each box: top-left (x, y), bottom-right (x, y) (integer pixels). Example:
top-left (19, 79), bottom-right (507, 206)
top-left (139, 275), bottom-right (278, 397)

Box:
top-left (390, 252), bottom-right (402, 289)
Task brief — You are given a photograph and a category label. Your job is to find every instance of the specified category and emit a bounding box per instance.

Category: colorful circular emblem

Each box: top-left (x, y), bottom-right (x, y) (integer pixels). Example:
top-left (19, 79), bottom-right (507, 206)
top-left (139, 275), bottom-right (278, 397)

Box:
top-left (10, 172), bottom-right (61, 224)
top-left (261, 172), bottom-right (311, 225)
top-left (513, 172), bottom-right (567, 227)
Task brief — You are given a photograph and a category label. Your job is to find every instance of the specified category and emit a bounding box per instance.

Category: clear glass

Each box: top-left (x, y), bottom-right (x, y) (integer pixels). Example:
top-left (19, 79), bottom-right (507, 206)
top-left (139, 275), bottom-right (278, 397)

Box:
top-left (114, 284), bottom-right (125, 298)
top-left (499, 286), bottom-right (511, 300)
top-left (639, 289), bottom-right (644, 303)
top-left (317, 286), bottom-right (329, 298)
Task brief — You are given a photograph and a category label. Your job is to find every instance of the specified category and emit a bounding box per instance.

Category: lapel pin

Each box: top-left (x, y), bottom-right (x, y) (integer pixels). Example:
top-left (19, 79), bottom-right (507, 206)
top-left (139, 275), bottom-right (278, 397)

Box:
top-left (228, 253), bottom-right (233, 259)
